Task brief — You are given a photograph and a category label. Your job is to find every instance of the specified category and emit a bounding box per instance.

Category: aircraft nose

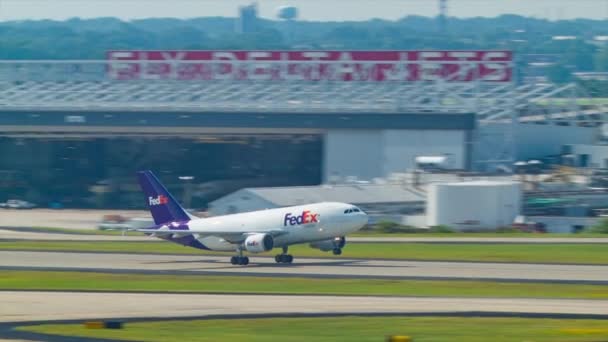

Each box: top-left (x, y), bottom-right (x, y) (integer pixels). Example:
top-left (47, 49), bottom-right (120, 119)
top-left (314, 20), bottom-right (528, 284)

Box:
top-left (359, 211), bottom-right (369, 226)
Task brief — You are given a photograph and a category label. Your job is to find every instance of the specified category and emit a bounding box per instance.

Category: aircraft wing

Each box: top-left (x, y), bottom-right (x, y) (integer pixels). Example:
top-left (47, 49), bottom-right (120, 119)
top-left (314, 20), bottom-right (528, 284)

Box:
top-left (134, 228), bottom-right (288, 244)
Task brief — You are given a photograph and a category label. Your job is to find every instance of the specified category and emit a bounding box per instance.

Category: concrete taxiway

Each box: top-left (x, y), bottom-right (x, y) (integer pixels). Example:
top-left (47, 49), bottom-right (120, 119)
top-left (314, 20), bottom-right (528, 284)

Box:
top-left (1, 251), bottom-right (607, 283)
top-left (0, 229), bottom-right (151, 241)
top-left (3, 228), bottom-right (608, 244)
top-left (0, 209), bottom-right (149, 230)
top-left (2, 291), bottom-right (608, 323)
top-left (4, 209), bottom-right (608, 244)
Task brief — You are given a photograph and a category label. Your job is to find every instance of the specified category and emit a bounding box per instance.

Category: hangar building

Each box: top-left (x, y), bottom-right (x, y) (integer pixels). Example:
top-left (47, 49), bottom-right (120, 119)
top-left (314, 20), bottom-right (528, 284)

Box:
top-left (0, 50), bottom-right (604, 209)
top-left (209, 183), bottom-right (426, 218)
top-left (209, 180), bottom-right (522, 230)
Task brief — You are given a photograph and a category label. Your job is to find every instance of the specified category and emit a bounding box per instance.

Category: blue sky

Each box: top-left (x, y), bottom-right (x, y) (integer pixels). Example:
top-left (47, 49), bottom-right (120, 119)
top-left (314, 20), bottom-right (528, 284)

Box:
top-left (1, 0), bottom-right (607, 21)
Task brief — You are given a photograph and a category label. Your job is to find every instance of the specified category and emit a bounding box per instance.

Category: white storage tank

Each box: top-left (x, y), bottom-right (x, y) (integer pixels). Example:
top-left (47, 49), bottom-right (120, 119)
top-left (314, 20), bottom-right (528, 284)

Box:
top-left (427, 181), bottom-right (522, 230)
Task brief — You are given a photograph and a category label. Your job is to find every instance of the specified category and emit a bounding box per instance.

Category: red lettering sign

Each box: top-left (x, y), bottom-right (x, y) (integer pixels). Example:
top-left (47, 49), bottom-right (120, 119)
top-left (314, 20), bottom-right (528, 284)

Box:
top-left (107, 50), bottom-right (512, 82)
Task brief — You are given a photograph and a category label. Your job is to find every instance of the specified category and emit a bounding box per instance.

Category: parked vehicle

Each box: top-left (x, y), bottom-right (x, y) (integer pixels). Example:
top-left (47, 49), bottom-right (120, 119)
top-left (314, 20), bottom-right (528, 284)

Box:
top-left (1, 199), bottom-right (36, 209)
top-left (97, 215), bottom-right (153, 231)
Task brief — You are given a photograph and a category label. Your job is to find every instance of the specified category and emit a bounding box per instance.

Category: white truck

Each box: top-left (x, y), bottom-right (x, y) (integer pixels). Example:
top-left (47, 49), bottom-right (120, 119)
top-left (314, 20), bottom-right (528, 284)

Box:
top-left (0, 199), bottom-right (36, 209)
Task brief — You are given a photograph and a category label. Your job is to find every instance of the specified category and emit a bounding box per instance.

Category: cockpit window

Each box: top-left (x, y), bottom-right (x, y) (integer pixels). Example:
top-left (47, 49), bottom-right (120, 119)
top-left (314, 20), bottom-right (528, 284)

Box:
top-left (353, 208), bottom-right (361, 212)
top-left (344, 209), bottom-right (353, 214)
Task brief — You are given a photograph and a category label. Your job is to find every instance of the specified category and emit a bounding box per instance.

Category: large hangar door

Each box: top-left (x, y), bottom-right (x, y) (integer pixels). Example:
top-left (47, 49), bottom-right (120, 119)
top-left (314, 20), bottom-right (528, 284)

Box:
top-left (323, 129), bottom-right (467, 182)
top-left (0, 135), bottom-right (323, 209)
top-left (382, 130), bottom-right (466, 174)
top-left (323, 130), bottom-right (384, 182)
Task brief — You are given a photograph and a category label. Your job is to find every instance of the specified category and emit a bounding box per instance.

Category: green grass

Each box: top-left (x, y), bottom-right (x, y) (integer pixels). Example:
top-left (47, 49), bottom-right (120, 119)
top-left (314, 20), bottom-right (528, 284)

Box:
top-left (534, 97), bottom-right (608, 106)
top-left (2, 240), bottom-right (608, 264)
top-left (19, 316), bottom-right (608, 342)
top-left (351, 231), bottom-right (607, 238)
top-left (18, 226), bottom-right (608, 238)
top-left (3, 270), bottom-right (608, 298)
top-left (3, 270), bottom-right (608, 299)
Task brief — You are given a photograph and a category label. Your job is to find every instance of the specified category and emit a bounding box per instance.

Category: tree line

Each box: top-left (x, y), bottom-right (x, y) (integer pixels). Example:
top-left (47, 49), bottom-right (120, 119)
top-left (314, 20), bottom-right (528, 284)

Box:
top-left (0, 15), bottom-right (606, 90)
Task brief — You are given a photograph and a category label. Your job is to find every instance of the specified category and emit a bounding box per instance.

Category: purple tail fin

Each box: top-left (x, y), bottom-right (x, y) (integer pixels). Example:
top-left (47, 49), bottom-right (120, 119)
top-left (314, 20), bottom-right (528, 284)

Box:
top-left (137, 170), bottom-right (191, 225)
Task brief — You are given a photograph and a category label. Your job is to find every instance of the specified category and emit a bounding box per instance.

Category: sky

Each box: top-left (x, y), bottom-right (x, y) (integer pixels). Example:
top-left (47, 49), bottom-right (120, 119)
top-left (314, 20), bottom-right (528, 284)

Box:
top-left (0, 0), bottom-right (607, 22)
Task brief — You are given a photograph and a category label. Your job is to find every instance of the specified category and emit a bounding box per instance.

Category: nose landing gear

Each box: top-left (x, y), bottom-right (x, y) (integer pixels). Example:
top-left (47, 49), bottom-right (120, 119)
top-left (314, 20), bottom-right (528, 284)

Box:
top-left (275, 246), bottom-right (294, 264)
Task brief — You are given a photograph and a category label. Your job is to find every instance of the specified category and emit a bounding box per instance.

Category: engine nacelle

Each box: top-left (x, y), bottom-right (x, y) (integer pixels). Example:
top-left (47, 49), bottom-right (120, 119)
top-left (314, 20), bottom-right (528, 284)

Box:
top-left (309, 236), bottom-right (346, 252)
top-left (244, 233), bottom-right (274, 253)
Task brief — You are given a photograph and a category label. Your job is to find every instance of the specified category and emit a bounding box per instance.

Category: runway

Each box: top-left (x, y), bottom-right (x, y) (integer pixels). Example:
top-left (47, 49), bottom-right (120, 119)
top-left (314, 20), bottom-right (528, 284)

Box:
top-left (3, 214), bottom-right (608, 337)
top-left (3, 228), bottom-right (608, 244)
top-left (2, 251), bottom-right (607, 283)
top-left (2, 291), bottom-right (608, 323)
top-left (5, 209), bottom-right (608, 244)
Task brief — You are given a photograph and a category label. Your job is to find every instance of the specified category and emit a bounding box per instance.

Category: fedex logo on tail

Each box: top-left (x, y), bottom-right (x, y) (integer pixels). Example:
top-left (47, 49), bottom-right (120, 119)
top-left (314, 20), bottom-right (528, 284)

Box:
top-left (148, 195), bottom-right (168, 206)
top-left (284, 210), bottom-right (319, 226)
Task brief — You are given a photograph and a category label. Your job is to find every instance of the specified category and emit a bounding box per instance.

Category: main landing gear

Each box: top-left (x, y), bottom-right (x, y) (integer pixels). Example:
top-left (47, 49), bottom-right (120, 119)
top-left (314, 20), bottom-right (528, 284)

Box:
top-left (332, 248), bottom-right (342, 255)
top-left (275, 246), bottom-right (294, 264)
top-left (231, 248), bottom-right (249, 265)
top-left (230, 256), bottom-right (249, 265)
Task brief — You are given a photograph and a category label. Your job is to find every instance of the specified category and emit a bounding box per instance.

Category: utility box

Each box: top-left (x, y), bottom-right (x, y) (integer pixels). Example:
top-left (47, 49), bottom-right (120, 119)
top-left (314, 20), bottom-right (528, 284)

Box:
top-left (427, 181), bottom-right (522, 230)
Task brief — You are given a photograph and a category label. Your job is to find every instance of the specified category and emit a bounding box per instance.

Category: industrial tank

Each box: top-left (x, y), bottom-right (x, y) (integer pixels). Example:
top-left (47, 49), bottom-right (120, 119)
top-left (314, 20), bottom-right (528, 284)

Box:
top-left (427, 181), bottom-right (522, 230)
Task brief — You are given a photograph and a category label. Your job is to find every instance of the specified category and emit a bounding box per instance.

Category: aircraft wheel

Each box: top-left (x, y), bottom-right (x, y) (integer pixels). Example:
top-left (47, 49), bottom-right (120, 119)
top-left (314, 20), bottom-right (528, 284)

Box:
top-left (275, 254), bottom-right (293, 264)
top-left (332, 248), bottom-right (342, 256)
top-left (231, 256), bottom-right (249, 265)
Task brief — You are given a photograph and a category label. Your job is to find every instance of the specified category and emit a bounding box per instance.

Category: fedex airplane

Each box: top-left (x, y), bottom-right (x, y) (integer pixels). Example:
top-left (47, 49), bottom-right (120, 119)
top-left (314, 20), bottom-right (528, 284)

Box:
top-left (135, 171), bottom-right (368, 265)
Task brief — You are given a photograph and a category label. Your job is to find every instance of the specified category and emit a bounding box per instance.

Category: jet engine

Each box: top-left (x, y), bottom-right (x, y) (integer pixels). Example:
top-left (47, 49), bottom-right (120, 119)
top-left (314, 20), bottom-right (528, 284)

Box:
top-left (244, 233), bottom-right (274, 253)
top-left (309, 236), bottom-right (346, 251)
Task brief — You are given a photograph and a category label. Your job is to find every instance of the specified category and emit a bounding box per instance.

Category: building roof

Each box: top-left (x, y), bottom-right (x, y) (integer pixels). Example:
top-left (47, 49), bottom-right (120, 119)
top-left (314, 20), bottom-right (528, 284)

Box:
top-left (242, 183), bottom-right (426, 206)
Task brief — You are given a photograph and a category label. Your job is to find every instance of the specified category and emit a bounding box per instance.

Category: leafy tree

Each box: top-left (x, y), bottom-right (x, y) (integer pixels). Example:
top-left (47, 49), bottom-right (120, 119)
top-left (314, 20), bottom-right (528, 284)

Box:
top-left (595, 48), bottom-right (608, 72)
top-left (587, 219), bottom-right (608, 234)
top-left (0, 15), bottom-right (607, 66)
top-left (547, 63), bottom-right (573, 84)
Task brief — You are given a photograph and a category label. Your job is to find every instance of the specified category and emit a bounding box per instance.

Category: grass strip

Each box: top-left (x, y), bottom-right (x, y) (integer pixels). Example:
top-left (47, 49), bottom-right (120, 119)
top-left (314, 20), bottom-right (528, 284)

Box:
top-left (2, 271), bottom-right (608, 299)
top-left (2, 241), bottom-right (608, 264)
top-left (14, 226), bottom-right (608, 238)
top-left (351, 232), bottom-right (607, 238)
top-left (19, 316), bottom-right (608, 342)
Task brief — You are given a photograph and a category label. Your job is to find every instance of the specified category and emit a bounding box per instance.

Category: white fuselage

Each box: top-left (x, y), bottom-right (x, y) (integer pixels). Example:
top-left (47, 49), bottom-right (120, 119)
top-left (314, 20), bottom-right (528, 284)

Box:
top-left (187, 202), bottom-right (368, 251)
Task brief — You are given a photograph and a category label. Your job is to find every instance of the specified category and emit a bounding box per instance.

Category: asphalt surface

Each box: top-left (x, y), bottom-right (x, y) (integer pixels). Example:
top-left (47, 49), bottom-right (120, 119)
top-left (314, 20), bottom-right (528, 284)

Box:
top-left (2, 251), bottom-right (607, 283)
top-left (2, 291), bottom-right (608, 323)
top-left (0, 209), bottom-right (149, 230)
top-left (0, 229), bottom-right (150, 241)
top-left (3, 209), bottom-right (608, 340)
top-left (4, 228), bottom-right (608, 244)
top-left (3, 208), bottom-right (608, 244)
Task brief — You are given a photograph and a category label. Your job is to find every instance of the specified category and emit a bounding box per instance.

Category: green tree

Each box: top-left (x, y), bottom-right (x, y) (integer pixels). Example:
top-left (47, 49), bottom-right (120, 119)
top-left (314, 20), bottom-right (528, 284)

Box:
top-left (587, 218), bottom-right (608, 234)
top-left (595, 47), bottom-right (608, 72)
top-left (547, 63), bottom-right (573, 84)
